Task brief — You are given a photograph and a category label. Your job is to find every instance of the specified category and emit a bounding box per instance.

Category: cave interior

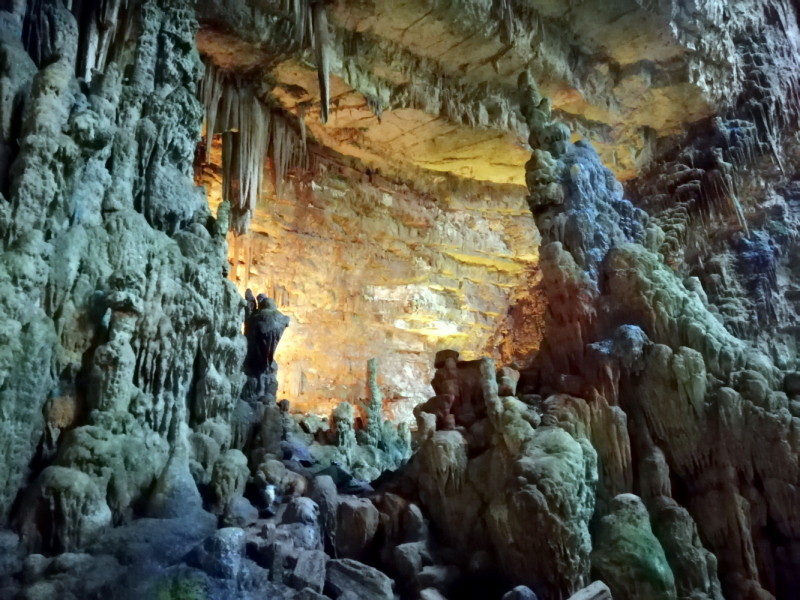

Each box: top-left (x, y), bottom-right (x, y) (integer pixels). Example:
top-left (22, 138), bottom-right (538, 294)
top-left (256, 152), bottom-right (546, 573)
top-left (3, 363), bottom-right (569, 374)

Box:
top-left (1, 1), bottom-right (800, 600)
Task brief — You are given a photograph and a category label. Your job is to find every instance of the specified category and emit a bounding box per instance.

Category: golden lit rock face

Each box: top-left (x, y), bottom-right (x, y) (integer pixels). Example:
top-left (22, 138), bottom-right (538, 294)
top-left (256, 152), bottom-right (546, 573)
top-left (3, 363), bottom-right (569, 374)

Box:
top-left (192, 0), bottom-right (718, 419)
top-left (200, 151), bottom-right (543, 421)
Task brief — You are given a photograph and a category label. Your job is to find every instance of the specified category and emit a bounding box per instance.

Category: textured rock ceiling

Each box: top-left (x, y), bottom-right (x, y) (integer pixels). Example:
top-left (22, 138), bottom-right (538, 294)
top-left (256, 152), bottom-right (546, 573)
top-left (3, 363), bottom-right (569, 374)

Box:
top-left (197, 0), bottom-right (718, 184)
top-left (192, 0), bottom-right (731, 412)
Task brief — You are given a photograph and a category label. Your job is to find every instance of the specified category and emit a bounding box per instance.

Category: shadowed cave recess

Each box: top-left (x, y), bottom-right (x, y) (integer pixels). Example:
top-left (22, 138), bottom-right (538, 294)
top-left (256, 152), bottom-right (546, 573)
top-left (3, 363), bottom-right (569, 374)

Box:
top-left (2, 0), bottom-right (800, 599)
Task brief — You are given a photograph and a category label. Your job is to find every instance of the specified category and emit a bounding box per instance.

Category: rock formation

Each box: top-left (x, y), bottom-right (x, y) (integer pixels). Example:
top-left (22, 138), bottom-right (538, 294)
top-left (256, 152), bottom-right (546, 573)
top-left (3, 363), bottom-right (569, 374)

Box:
top-left (2, 1), bottom-right (800, 600)
top-left (0, 0), bottom-right (246, 545)
top-left (242, 289), bottom-right (289, 404)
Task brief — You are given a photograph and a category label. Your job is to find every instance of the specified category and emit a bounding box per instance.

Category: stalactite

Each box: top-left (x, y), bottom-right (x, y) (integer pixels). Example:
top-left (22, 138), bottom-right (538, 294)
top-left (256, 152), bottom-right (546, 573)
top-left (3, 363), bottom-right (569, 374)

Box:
top-left (82, 0), bottom-right (125, 80)
top-left (200, 62), bottom-right (309, 232)
top-left (299, 103), bottom-right (307, 149)
top-left (238, 94), bottom-right (272, 217)
top-left (271, 112), bottom-right (307, 201)
top-left (202, 63), bottom-right (225, 158)
top-left (310, 1), bottom-right (331, 124)
top-left (496, 0), bottom-right (515, 44)
top-left (365, 95), bottom-right (383, 122)
top-left (293, 0), bottom-right (306, 47)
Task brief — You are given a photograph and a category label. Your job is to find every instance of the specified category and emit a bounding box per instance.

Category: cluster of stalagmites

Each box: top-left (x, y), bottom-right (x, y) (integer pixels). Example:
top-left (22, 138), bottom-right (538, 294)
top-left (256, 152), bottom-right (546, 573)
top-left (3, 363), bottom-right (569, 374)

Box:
top-left (506, 72), bottom-right (800, 600)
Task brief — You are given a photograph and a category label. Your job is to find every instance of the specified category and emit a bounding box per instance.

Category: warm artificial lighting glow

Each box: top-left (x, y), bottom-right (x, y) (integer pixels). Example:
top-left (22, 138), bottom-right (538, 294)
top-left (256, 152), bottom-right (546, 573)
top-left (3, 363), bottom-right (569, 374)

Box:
top-left (202, 141), bottom-right (544, 422)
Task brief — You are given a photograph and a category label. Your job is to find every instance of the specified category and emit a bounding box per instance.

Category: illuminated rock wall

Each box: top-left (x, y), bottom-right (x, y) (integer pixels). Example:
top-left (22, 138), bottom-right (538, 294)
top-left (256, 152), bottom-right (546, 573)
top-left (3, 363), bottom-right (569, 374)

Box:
top-left (200, 155), bottom-right (544, 421)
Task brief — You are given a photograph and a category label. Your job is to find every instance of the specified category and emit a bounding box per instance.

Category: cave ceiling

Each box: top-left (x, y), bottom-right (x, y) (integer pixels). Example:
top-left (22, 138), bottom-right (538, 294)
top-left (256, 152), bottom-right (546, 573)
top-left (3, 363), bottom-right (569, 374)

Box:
top-left (196, 0), bottom-right (717, 185)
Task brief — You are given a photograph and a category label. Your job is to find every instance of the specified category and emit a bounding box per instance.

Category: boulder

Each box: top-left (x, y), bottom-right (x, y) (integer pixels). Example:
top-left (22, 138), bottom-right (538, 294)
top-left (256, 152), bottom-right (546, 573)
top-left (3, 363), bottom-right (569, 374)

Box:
top-left (503, 585), bottom-right (538, 600)
top-left (325, 559), bottom-right (394, 600)
top-left (264, 538), bottom-right (300, 585)
top-left (87, 508), bottom-right (217, 567)
top-left (256, 459), bottom-right (287, 491)
top-left (188, 527), bottom-right (246, 579)
top-left (284, 470), bottom-right (309, 498)
top-left (336, 496), bottom-right (379, 560)
top-left (568, 581), bottom-right (613, 600)
top-left (22, 554), bottom-right (51, 584)
top-left (291, 549), bottom-right (327, 593)
top-left (284, 497), bottom-right (320, 526)
top-left (310, 475), bottom-right (339, 554)
top-left (416, 564), bottom-right (460, 593)
top-left (393, 541), bottom-right (430, 582)
top-left (255, 458), bottom-right (308, 499)
top-left (403, 503), bottom-right (429, 543)
top-left (420, 588), bottom-right (449, 600)
top-left (222, 496), bottom-right (259, 528)
top-left (277, 522), bottom-right (323, 552)
top-left (16, 551), bottom-right (124, 600)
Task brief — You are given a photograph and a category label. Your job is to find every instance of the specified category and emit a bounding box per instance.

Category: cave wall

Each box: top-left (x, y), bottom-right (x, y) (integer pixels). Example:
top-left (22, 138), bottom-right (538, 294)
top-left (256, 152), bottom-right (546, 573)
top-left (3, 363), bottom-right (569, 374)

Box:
top-left (198, 149), bottom-right (545, 421)
top-left (515, 19), bottom-right (800, 594)
top-left (2, 1), bottom-right (800, 600)
top-left (0, 0), bottom-right (246, 543)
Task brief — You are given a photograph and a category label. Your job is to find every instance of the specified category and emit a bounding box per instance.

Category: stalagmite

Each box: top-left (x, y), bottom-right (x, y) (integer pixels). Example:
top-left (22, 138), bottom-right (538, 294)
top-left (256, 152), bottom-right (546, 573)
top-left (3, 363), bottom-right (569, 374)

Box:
top-left (361, 358), bottom-right (383, 447)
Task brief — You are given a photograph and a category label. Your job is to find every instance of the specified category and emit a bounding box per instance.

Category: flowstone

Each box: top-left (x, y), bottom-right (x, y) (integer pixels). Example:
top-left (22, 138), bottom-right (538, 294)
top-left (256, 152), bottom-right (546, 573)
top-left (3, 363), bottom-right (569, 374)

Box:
top-left (0, 0), bottom-right (245, 554)
top-left (514, 69), bottom-right (796, 599)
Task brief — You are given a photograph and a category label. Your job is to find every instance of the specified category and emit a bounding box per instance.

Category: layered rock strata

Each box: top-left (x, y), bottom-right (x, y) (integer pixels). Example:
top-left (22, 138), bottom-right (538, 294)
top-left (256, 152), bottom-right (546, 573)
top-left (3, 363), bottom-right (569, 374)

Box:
top-left (199, 151), bottom-right (545, 420)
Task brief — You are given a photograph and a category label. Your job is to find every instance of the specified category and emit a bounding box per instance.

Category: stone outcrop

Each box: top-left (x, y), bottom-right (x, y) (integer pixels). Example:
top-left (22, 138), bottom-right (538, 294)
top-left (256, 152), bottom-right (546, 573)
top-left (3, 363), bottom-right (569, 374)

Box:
top-left (0, 0), bottom-right (248, 552)
top-left (513, 62), bottom-right (800, 599)
top-left (411, 357), bottom-right (598, 598)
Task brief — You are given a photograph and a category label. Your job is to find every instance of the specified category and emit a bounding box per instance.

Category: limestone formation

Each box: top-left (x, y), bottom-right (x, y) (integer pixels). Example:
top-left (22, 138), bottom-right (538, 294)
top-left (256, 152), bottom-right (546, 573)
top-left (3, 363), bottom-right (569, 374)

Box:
top-left (2, 1), bottom-right (800, 600)
top-left (591, 494), bottom-right (676, 600)
top-left (210, 449), bottom-right (249, 514)
top-left (242, 291), bottom-right (290, 404)
top-left (16, 466), bottom-right (111, 553)
top-left (361, 358), bottom-right (383, 447)
top-left (514, 61), bottom-right (800, 599)
top-left (332, 401), bottom-right (356, 462)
